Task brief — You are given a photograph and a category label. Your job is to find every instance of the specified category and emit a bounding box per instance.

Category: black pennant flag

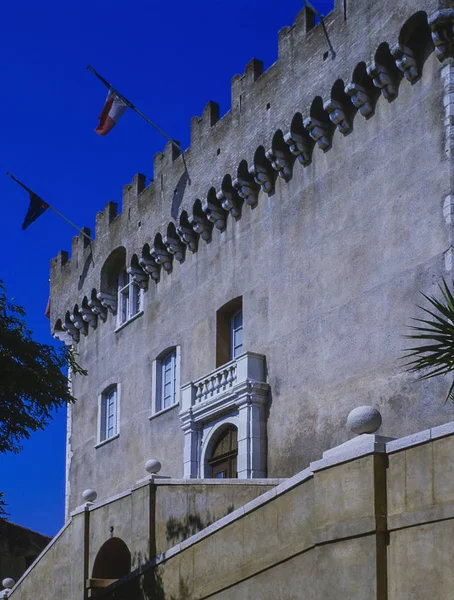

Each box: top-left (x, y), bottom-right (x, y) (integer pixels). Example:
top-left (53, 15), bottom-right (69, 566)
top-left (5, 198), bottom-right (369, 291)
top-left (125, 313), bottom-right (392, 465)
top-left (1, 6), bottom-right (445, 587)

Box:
top-left (22, 191), bottom-right (49, 230)
top-left (7, 173), bottom-right (49, 230)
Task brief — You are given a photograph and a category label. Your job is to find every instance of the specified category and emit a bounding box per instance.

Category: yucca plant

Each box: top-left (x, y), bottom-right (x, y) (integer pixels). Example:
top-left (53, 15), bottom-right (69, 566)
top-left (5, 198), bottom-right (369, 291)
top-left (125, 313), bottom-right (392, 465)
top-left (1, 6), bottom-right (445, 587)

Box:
top-left (403, 279), bottom-right (454, 403)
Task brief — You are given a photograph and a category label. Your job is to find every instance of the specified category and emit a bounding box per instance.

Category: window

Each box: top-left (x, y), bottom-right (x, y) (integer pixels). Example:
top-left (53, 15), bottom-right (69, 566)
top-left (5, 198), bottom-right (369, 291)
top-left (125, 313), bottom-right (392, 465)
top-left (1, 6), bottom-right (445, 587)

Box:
top-left (99, 385), bottom-right (118, 443)
top-left (216, 297), bottom-right (243, 367)
top-left (117, 271), bottom-right (141, 326)
top-left (151, 347), bottom-right (181, 416)
top-left (161, 350), bottom-right (177, 409)
top-left (230, 310), bottom-right (243, 359)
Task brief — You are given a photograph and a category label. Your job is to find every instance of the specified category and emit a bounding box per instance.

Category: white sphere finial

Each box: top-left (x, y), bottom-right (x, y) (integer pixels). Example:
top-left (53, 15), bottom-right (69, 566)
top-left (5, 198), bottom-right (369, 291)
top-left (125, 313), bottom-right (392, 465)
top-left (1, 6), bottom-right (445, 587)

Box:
top-left (2, 578), bottom-right (15, 590)
top-left (145, 459), bottom-right (162, 475)
top-left (82, 489), bottom-right (97, 502)
top-left (347, 406), bottom-right (382, 435)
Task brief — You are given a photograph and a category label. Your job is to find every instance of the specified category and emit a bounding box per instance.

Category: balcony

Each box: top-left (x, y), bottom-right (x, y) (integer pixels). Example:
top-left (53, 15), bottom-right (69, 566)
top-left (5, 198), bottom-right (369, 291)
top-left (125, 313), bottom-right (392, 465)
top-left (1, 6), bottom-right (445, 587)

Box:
top-left (180, 352), bottom-right (270, 479)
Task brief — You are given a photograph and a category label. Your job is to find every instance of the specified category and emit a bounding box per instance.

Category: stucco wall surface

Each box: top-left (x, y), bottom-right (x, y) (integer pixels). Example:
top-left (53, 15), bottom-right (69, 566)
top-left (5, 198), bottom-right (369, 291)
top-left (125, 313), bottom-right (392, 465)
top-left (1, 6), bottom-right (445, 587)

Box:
top-left (49, 0), bottom-right (454, 512)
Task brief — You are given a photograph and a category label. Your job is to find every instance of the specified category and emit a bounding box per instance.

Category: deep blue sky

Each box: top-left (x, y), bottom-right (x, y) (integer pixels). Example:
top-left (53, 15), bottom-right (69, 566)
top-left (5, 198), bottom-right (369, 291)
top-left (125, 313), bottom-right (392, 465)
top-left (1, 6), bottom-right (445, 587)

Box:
top-left (0, 0), bottom-right (333, 537)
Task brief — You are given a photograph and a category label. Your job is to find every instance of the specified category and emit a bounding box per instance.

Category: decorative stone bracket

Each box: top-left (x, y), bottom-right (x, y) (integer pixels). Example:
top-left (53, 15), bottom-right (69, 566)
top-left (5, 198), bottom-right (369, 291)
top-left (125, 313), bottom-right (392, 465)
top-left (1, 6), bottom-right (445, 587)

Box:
top-left (88, 297), bottom-right (107, 321)
top-left (127, 266), bottom-right (149, 289)
top-left (283, 130), bottom-right (312, 166)
top-left (366, 61), bottom-right (398, 101)
top-left (96, 292), bottom-right (117, 315)
top-left (139, 256), bottom-right (161, 283)
top-left (163, 234), bottom-right (186, 262)
top-left (70, 312), bottom-right (88, 336)
top-left (391, 43), bottom-right (420, 84)
top-left (265, 147), bottom-right (293, 181)
top-left (151, 245), bottom-right (173, 273)
top-left (188, 214), bottom-right (213, 243)
top-left (202, 198), bottom-right (227, 231)
top-left (344, 82), bottom-right (374, 119)
top-left (80, 305), bottom-right (98, 328)
top-left (429, 9), bottom-right (454, 63)
top-left (62, 321), bottom-right (80, 343)
top-left (176, 224), bottom-right (198, 252)
top-left (232, 175), bottom-right (259, 207)
top-left (249, 163), bottom-right (274, 194)
top-left (303, 116), bottom-right (331, 151)
top-left (323, 98), bottom-right (352, 135)
top-left (217, 188), bottom-right (242, 219)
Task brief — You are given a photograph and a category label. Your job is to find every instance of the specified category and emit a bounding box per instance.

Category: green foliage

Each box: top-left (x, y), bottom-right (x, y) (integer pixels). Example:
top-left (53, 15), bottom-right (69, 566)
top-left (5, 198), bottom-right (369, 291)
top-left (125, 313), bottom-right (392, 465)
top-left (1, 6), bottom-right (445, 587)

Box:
top-left (0, 280), bottom-right (86, 455)
top-left (0, 491), bottom-right (8, 518)
top-left (403, 279), bottom-right (454, 403)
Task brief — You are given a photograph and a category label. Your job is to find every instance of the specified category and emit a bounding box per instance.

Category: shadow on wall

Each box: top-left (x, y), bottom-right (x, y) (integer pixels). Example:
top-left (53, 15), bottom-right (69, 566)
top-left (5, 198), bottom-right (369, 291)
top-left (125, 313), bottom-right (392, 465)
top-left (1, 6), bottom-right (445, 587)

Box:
top-left (165, 505), bottom-right (235, 544)
top-left (99, 565), bottom-right (191, 600)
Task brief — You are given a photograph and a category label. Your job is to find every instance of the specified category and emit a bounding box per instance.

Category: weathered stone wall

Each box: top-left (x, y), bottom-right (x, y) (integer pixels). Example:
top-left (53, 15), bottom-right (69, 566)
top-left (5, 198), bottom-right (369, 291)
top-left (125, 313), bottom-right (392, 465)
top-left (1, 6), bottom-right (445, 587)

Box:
top-left (86, 479), bottom-right (279, 574)
top-left (50, 0), bottom-right (454, 511)
top-left (8, 421), bottom-right (454, 599)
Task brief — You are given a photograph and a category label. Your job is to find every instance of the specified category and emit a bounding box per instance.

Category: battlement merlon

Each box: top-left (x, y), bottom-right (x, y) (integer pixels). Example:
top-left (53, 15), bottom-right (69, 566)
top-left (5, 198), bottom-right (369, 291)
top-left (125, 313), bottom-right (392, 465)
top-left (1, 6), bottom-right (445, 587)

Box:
top-left (49, 0), bottom-right (454, 332)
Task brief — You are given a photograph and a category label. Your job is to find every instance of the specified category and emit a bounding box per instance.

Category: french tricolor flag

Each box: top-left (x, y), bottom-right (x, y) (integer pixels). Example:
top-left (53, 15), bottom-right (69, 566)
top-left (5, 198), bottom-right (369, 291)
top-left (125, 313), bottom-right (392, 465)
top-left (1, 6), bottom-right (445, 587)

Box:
top-left (95, 90), bottom-right (128, 136)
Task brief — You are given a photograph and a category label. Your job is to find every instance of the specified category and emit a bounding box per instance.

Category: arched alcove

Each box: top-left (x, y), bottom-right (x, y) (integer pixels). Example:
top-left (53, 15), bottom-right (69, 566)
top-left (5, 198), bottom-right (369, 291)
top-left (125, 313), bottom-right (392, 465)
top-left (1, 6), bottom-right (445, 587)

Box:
top-left (92, 537), bottom-right (131, 581)
top-left (397, 11), bottom-right (432, 81)
top-left (100, 247), bottom-right (126, 295)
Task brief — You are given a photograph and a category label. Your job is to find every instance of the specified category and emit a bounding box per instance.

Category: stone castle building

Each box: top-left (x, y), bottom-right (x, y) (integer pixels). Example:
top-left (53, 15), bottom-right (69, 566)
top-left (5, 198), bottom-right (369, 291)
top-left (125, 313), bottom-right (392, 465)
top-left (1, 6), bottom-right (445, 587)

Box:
top-left (5, 0), bottom-right (454, 598)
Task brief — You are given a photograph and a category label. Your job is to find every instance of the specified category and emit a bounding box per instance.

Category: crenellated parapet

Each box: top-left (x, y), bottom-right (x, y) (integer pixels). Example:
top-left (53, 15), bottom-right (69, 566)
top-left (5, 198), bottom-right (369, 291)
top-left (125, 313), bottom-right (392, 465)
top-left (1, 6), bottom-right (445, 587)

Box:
top-left (50, 1), bottom-right (450, 339)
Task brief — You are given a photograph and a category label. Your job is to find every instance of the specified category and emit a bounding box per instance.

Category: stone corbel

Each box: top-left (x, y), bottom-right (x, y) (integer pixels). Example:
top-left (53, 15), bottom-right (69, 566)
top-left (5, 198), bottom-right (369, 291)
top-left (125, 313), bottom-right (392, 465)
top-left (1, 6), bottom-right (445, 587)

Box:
top-left (366, 61), bottom-right (398, 101)
top-left (391, 44), bottom-right (419, 84)
top-left (249, 163), bottom-right (274, 194)
top-left (344, 82), bottom-right (374, 119)
top-left (265, 148), bottom-right (292, 182)
top-left (70, 312), bottom-right (88, 336)
top-left (53, 328), bottom-right (73, 345)
top-left (216, 188), bottom-right (241, 219)
top-left (176, 225), bottom-right (198, 252)
top-left (188, 215), bottom-right (212, 243)
top-left (127, 265), bottom-right (149, 289)
top-left (322, 99), bottom-right (352, 135)
top-left (139, 256), bottom-right (161, 283)
top-left (87, 297), bottom-right (107, 321)
top-left (80, 305), bottom-right (98, 329)
top-left (429, 9), bottom-right (454, 63)
top-left (232, 176), bottom-right (259, 207)
top-left (303, 116), bottom-right (331, 151)
top-left (62, 321), bottom-right (80, 343)
top-left (163, 234), bottom-right (186, 262)
top-left (151, 245), bottom-right (173, 273)
top-left (201, 198), bottom-right (227, 231)
top-left (283, 131), bottom-right (312, 166)
top-left (96, 292), bottom-right (117, 314)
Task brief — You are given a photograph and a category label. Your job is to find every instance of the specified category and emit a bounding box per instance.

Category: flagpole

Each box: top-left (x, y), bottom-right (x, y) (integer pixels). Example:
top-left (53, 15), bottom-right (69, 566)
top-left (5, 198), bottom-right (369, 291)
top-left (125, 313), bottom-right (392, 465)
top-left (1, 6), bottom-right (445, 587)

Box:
top-left (6, 172), bottom-right (93, 243)
top-left (302, 1), bottom-right (335, 59)
top-left (46, 204), bottom-right (93, 243)
top-left (87, 66), bottom-right (185, 157)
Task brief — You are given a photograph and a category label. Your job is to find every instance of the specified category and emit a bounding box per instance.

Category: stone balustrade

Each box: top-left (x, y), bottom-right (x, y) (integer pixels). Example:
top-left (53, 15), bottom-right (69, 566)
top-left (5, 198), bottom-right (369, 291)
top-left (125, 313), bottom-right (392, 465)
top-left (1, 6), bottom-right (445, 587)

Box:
top-left (181, 352), bottom-right (267, 412)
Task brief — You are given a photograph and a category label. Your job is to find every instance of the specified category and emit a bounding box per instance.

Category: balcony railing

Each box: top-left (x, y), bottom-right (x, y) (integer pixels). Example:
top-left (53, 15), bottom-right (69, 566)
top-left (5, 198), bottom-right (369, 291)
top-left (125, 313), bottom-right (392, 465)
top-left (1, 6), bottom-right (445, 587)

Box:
top-left (181, 352), bottom-right (267, 412)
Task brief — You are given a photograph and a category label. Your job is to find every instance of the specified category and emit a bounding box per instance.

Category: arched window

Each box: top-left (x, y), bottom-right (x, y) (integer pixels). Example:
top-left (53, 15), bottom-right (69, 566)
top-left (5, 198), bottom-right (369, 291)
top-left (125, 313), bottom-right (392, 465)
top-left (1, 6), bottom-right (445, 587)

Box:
top-left (230, 310), bottom-right (243, 360)
top-left (117, 271), bottom-right (141, 326)
top-left (151, 347), bottom-right (181, 416)
top-left (216, 297), bottom-right (243, 367)
top-left (207, 425), bottom-right (238, 478)
top-left (98, 385), bottom-right (120, 444)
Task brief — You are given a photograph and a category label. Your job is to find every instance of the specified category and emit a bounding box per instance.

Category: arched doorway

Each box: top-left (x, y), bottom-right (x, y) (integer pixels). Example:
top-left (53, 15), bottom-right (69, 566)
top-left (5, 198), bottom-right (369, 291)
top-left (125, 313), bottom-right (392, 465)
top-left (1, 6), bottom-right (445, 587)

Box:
top-left (90, 538), bottom-right (131, 595)
top-left (207, 425), bottom-right (238, 478)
